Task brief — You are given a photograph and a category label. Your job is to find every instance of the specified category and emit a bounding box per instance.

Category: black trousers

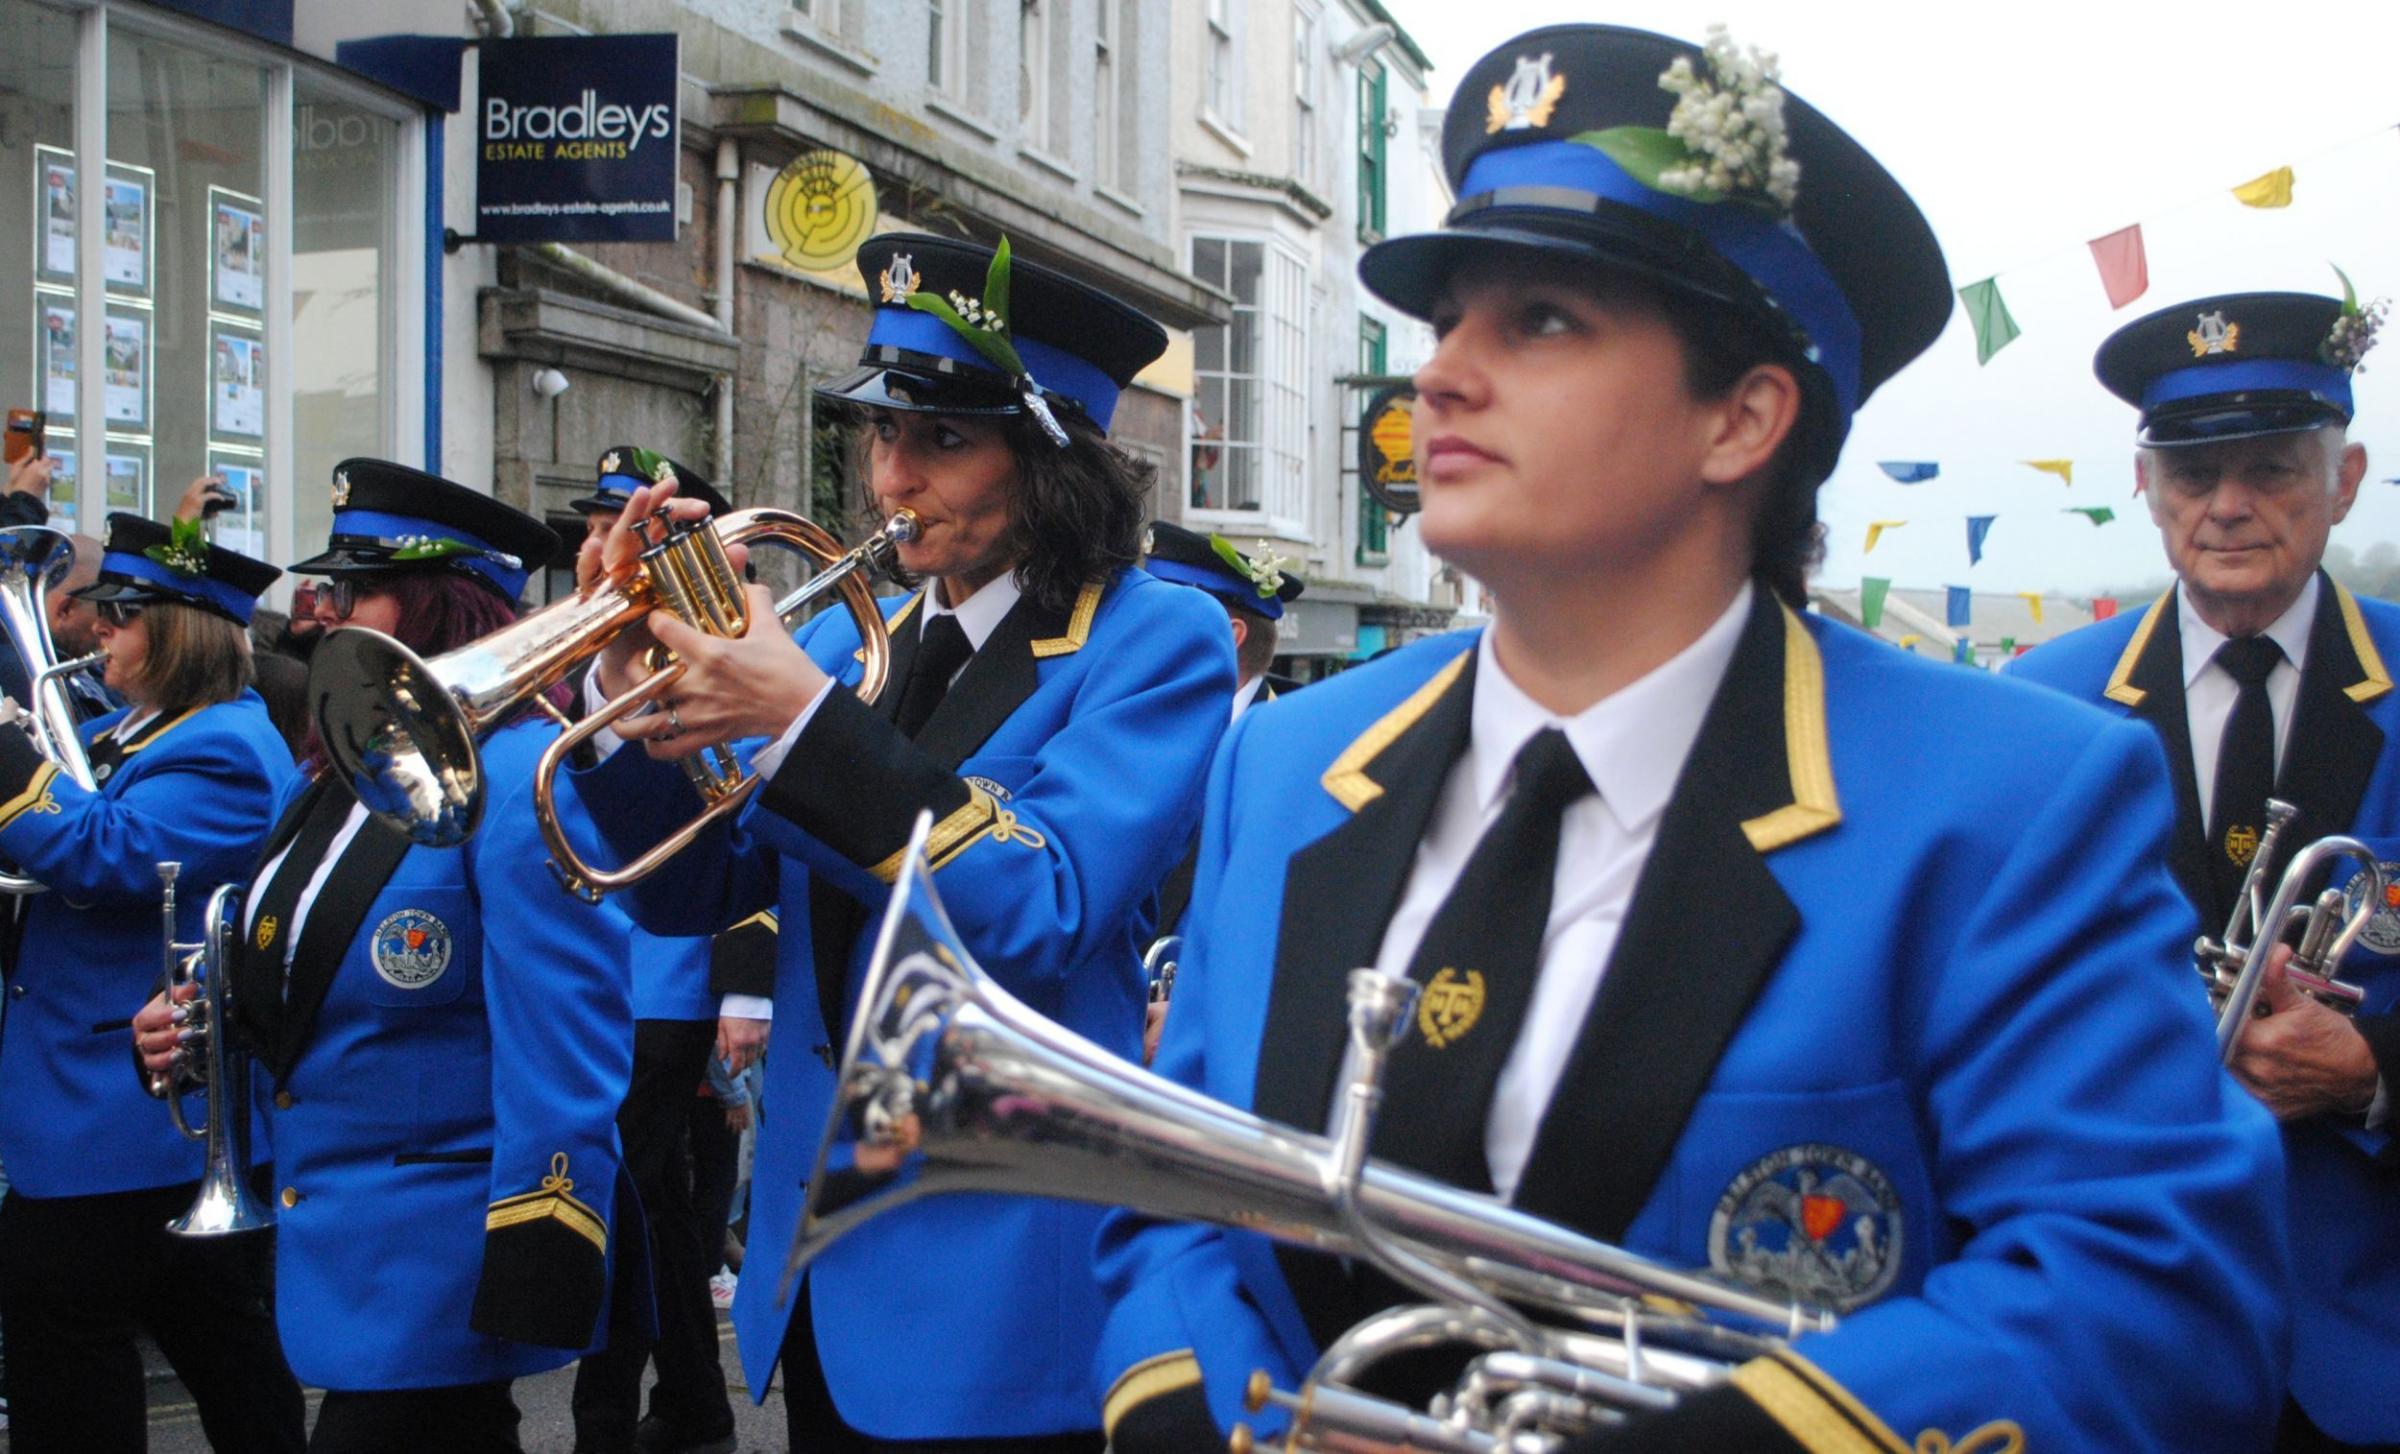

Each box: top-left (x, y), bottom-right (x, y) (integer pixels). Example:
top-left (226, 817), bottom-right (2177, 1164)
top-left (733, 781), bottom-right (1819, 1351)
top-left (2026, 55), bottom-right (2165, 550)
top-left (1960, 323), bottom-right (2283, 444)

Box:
top-left (2278, 1399), bottom-right (2400, 1454)
top-left (573, 1017), bottom-right (729, 1450)
top-left (312, 1382), bottom-right (521, 1453)
top-left (781, 1279), bottom-right (1103, 1454)
top-left (0, 1177), bottom-right (305, 1454)
top-left (688, 1084), bottom-right (740, 1273)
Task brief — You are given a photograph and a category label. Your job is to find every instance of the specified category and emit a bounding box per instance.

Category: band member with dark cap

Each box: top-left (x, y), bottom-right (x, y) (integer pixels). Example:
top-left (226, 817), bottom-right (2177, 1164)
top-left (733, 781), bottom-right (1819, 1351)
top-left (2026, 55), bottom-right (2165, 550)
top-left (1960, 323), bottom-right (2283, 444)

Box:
top-left (1096, 24), bottom-right (2286, 1454)
top-left (0, 514), bottom-right (304, 1452)
top-left (574, 232), bottom-right (1234, 1450)
top-left (2013, 283), bottom-right (2399, 1453)
top-left (565, 446), bottom-right (741, 1454)
top-left (135, 461), bottom-right (636, 1454)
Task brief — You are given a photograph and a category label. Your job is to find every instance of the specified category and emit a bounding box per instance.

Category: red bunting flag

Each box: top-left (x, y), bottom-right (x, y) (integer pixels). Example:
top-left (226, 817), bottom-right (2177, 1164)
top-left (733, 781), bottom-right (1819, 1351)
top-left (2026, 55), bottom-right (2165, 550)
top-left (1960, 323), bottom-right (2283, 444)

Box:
top-left (2092, 597), bottom-right (2119, 621)
top-left (2088, 224), bottom-right (2149, 310)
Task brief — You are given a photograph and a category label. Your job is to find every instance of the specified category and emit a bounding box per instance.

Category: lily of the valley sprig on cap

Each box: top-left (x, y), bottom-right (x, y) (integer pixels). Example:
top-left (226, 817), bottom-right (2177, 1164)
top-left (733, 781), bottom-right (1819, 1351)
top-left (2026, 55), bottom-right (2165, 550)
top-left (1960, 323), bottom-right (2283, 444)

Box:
top-left (2324, 264), bottom-right (2387, 374)
top-left (900, 236), bottom-right (1072, 448)
top-left (1583, 25), bottom-right (1800, 216)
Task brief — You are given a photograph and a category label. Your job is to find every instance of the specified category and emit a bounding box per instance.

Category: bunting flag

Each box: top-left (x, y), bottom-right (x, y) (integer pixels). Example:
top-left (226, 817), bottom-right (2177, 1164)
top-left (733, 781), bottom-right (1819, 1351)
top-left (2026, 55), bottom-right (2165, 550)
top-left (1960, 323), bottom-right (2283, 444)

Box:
top-left (2092, 597), bottom-right (2119, 621)
top-left (1898, 634), bottom-right (1922, 651)
top-left (2064, 506), bottom-right (2116, 526)
top-left (1946, 586), bottom-right (1972, 628)
top-left (1966, 515), bottom-right (1996, 566)
top-left (2087, 224), bottom-right (2149, 310)
top-left (1958, 278), bottom-right (2021, 365)
top-left (2022, 459), bottom-right (2075, 486)
top-left (2017, 592), bottom-right (2045, 625)
top-left (2232, 167), bottom-right (2295, 208)
top-left (1954, 638), bottom-right (1977, 665)
top-left (2000, 636), bottom-right (2017, 655)
top-left (1878, 461), bottom-right (1941, 484)
top-left (1864, 520), bottom-right (1908, 553)
top-left (1861, 577), bottom-right (1891, 629)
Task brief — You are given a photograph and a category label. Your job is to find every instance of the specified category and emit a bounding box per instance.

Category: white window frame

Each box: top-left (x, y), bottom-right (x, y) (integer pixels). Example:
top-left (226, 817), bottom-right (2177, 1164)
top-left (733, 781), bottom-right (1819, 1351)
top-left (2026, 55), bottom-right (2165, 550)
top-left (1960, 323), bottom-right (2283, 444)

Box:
top-left (1017, 0), bottom-right (1048, 150)
top-left (1292, 2), bottom-right (1319, 189)
top-left (929, 0), bottom-right (968, 100)
top-left (1093, 0), bottom-right (1118, 186)
top-left (1187, 231), bottom-right (1308, 538)
top-left (1203, 0), bottom-right (1243, 137)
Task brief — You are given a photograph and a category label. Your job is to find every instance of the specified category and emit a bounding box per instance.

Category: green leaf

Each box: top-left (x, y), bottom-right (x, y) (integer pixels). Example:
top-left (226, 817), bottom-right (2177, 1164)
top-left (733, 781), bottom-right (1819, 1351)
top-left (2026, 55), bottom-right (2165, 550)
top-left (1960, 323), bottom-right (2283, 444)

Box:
top-left (390, 537), bottom-right (481, 563)
top-left (905, 291), bottom-right (1028, 378)
top-left (625, 447), bottom-right (676, 484)
top-left (1207, 534), bottom-right (1275, 597)
top-left (2333, 263), bottom-right (2361, 316)
top-left (985, 234), bottom-right (1013, 333)
top-left (1572, 126), bottom-right (1723, 203)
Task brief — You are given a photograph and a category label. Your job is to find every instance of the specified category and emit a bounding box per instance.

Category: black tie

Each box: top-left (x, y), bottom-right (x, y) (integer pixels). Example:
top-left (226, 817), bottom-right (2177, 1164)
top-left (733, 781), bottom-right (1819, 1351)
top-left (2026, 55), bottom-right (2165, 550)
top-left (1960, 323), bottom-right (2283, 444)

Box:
top-left (893, 613), bottom-right (974, 740)
top-left (1373, 728), bottom-right (1594, 1193)
top-left (2207, 636), bottom-right (2284, 913)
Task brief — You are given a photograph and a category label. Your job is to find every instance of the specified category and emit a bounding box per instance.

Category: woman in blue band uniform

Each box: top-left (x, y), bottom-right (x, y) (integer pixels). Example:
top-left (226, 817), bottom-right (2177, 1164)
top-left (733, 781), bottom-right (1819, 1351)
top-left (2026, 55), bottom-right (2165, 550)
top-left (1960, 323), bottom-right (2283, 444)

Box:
top-left (1095, 25), bottom-right (2290, 1454)
top-left (572, 235), bottom-right (1235, 1449)
top-left (0, 514), bottom-right (303, 1452)
top-left (137, 461), bottom-right (635, 1454)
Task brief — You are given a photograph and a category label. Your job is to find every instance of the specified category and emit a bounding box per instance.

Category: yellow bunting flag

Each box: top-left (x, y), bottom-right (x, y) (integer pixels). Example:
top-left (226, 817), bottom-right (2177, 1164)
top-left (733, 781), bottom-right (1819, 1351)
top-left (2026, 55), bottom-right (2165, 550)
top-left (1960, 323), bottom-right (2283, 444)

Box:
top-left (1897, 634), bottom-right (1922, 651)
top-left (1864, 520), bottom-right (1908, 554)
top-left (2232, 167), bottom-right (2295, 209)
top-left (2017, 592), bottom-right (2045, 625)
top-left (2022, 460), bottom-right (2075, 487)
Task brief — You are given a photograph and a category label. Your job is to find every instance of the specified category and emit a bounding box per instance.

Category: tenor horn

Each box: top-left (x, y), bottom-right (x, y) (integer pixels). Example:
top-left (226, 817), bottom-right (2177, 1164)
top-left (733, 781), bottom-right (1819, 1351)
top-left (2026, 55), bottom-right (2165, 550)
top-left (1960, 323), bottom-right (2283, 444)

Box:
top-left (2196, 797), bottom-right (2380, 1061)
top-left (790, 814), bottom-right (1831, 1450)
top-left (0, 526), bottom-right (104, 895)
top-left (307, 506), bottom-right (915, 899)
top-left (152, 862), bottom-right (272, 1237)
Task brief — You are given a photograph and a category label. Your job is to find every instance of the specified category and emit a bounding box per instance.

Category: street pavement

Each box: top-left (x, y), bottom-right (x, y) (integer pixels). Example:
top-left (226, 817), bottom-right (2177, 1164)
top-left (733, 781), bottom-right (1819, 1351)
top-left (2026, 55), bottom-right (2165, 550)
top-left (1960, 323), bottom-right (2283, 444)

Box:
top-left (2, 1307), bottom-right (791, 1453)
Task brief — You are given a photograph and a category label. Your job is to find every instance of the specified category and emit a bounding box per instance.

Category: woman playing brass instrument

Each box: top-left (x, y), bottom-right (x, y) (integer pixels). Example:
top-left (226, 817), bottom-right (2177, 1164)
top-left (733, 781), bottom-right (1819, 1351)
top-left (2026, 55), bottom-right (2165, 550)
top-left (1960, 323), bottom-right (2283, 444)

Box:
top-left (0, 513), bottom-right (303, 1452)
top-left (573, 234), bottom-right (1234, 1451)
top-left (1094, 24), bottom-right (2288, 1454)
top-left (137, 462), bottom-right (635, 1454)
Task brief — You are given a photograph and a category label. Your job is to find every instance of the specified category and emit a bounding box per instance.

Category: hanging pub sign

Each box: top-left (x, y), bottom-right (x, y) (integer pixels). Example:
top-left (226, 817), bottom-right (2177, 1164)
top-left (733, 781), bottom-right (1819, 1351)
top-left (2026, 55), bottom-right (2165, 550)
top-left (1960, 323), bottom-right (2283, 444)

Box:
top-left (475, 33), bottom-right (680, 244)
top-left (1358, 384), bottom-right (1420, 515)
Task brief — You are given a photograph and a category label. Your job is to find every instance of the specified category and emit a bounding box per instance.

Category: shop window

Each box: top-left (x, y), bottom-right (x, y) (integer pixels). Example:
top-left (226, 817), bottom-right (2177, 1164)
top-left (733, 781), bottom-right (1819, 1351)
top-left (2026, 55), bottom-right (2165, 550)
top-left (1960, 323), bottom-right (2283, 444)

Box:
top-left (1189, 233), bottom-right (1306, 526)
top-left (0, 5), bottom-right (80, 521)
top-left (1357, 60), bottom-right (1387, 243)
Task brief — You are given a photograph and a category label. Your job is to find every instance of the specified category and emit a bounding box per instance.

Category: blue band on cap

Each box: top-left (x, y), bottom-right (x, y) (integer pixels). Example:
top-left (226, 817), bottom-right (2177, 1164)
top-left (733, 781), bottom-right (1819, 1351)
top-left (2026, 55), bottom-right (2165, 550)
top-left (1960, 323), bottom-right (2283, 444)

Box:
top-left (100, 551), bottom-right (258, 623)
top-left (329, 507), bottom-right (531, 600)
top-left (863, 309), bottom-right (1124, 431)
top-left (1146, 557), bottom-right (1286, 619)
top-left (2141, 358), bottom-right (2354, 417)
top-left (1455, 140), bottom-right (1863, 421)
top-left (592, 471), bottom-right (648, 500)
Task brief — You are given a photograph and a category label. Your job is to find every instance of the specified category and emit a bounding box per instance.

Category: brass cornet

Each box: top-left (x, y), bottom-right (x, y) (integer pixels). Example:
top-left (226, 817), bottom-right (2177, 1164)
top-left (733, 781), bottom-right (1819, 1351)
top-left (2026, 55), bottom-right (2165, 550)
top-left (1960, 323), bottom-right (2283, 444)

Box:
top-left (2196, 797), bottom-right (2380, 1062)
top-left (307, 506), bottom-right (916, 900)
top-left (151, 861), bottom-right (272, 1237)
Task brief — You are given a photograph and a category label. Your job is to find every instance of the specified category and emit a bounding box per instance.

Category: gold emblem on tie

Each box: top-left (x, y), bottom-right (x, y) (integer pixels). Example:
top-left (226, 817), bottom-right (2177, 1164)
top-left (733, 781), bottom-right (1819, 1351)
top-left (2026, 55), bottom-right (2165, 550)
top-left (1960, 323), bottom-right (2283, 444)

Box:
top-left (2224, 823), bottom-right (2261, 867)
top-left (255, 914), bottom-right (277, 951)
top-left (1417, 968), bottom-right (1486, 1048)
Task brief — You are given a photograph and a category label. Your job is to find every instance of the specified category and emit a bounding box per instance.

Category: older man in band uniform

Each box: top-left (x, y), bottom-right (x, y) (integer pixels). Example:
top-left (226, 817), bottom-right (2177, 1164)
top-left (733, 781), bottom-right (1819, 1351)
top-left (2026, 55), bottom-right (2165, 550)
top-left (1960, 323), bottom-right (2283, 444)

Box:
top-left (2013, 287), bottom-right (2400, 1453)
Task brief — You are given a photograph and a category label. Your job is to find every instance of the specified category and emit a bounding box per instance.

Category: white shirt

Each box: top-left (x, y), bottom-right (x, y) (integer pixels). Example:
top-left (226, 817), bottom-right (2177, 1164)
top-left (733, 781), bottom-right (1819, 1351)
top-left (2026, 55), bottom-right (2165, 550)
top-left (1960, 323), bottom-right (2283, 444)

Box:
top-left (1230, 673), bottom-right (1268, 723)
top-left (104, 708), bottom-right (161, 745)
top-left (2181, 575), bottom-right (2315, 827)
top-left (1367, 583), bottom-right (1752, 1200)
top-left (243, 800), bottom-right (375, 989)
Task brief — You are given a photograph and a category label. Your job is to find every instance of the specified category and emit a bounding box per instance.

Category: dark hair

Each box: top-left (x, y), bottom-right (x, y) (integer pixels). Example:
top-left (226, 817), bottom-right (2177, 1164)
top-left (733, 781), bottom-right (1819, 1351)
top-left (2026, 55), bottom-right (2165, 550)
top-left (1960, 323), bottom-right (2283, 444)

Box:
top-left (1231, 603), bottom-right (1279, 680)
top-left (133, 601), bottom-right (253, 715)
top-left (297, 569), bottom-right (533, 774)
top-left (249, 649), bottom-right (308, 762)
top-left (1653, 288), bottom-right (1838, 611)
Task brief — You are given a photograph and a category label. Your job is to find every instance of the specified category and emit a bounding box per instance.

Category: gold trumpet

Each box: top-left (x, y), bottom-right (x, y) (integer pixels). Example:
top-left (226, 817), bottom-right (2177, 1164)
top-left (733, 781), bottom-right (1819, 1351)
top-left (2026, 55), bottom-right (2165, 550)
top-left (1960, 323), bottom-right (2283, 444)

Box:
top-left (307, 506), bottom-right (917, 899)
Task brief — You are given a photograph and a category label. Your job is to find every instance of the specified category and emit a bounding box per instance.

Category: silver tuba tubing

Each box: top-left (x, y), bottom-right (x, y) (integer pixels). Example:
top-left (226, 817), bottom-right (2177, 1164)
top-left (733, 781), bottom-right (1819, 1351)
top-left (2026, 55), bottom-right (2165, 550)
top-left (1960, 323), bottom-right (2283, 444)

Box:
top-left (155, 863), bottom-right (272, 1237)
top-left (0, 526), bottom-right (104, 895)
top-left (789, 812), bottom-right (1831, 1370)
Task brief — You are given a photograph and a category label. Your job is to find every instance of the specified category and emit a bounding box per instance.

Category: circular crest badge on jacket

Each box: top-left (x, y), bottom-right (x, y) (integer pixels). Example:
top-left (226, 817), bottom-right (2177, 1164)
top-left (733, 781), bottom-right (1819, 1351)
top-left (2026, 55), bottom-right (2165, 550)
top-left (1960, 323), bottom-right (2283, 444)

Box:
top-left (2344, 862), bottom-right (2400, 956)
top-left (1707, 1142), bottom-right (1903, 1311)
top-left (372, 908), bottom-right (453, 989)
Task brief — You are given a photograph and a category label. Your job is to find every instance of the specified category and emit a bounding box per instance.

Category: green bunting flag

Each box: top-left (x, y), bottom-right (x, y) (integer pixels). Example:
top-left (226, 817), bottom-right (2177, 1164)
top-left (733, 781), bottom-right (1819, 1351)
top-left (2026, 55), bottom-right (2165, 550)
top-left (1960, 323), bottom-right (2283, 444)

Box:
top-left (2063, 507), bottom-right (2116, 526)
top-left (1861, 576), bottom-right (1891, 629)
top-left (1958, 278), bottom-right (2021, 365)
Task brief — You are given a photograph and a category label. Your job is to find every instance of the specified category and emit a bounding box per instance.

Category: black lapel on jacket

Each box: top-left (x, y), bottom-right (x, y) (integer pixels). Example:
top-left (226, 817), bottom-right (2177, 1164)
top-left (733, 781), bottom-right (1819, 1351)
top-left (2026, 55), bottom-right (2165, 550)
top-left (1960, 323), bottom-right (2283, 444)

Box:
top-left (2275, 575), bottom-right (2390, 860)
top-left (267, 785), bottom-right (416, 1085)
top-left (229, 778), bottom-right (333, 1061)
top-left (1510, 593), bottom-right (1823, 1244)
top-left (2106, 591), bottom-right (2215, 918)
top-left (870, 592), bottom-right (927, 724)
top-left (910, 588), bottom-right (1077, 771)
top-left (1252, 648), bottom-right (1477, 1134)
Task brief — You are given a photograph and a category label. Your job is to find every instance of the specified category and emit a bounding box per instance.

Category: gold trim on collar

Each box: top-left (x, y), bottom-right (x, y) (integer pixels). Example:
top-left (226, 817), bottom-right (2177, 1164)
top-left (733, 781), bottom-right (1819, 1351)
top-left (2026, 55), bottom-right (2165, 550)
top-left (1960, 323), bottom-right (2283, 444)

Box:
top-left (1101, 1349), bottom-right (1203, 1439)
top-left (2102, 593), bottom-right (2175, 707)
top-left (483, 1152), bottom-right (607, 1255)
top-left (727, 908), bottom-right (779, 934)
top-left (856, 592), bottom-right (927, 666)
top-left (114, 706), bottom-right (203, 756)
top-left (1321, 651), bottom-right (1471, 813)
top-left (1031, 581), bottom-right (1106, 658)
top-left (0, 762), bottom-right (61, 831)
top-left (1740, 606), bottom-right (1842, 854)
top-left (2332, 581), bottom-right (2394, 704)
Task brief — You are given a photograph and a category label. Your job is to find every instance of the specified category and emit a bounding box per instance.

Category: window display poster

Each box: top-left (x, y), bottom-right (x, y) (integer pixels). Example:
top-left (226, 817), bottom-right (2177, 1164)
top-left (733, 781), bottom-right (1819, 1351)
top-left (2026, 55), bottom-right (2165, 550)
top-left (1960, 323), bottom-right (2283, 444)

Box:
top-left (205, 451), bottom-right (265, 560)
top-left (38, 298), bottom-right (74, 419)
top-left (36, 148), bottom-right (74, 281)
top-left (104, 448), bottom-right (145, 513)
top-left (101, 174), bottom-right (148, 292)
top-left (211, 328), bottom-right (264, 439)
top-left (44, 448), bottom-right (76, 530)
top-left (211, 190), bottom-right (265, 313)
top-left (103, 311), bottom-right (147, 429)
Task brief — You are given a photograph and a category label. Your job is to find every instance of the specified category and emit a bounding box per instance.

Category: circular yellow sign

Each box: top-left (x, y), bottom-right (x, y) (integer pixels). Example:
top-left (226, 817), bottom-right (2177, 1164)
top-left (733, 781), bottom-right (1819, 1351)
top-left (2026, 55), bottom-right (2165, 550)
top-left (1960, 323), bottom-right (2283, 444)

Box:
top-left (765, 149), bottom-right (878, 272)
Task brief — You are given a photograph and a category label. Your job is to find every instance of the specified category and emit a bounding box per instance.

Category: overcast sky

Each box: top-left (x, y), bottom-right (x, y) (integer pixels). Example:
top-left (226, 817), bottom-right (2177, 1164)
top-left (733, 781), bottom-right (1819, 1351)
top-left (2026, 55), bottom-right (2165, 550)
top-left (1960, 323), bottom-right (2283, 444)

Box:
top-left (1374, 0), bottom-right (2400, 600)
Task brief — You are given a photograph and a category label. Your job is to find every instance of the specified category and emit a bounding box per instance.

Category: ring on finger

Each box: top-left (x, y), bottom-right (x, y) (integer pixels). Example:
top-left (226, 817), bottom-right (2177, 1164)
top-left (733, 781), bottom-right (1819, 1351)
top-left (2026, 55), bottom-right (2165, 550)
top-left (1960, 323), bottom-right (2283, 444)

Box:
top-left (664, 702), bottom-right (685, 736)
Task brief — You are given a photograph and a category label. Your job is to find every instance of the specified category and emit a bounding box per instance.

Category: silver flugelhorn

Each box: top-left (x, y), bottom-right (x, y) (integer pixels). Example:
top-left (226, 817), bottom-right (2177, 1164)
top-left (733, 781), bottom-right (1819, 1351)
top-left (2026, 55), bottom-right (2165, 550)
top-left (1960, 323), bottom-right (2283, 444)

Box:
top-left (2197, 797), bottom-right (2380, 1062)
top-left (151, 861), bottom-right (272, 1236)
top-left (0, 526), bottom-right (104, 895)
top-left (788, 814), bottom-right (1831, 1452)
